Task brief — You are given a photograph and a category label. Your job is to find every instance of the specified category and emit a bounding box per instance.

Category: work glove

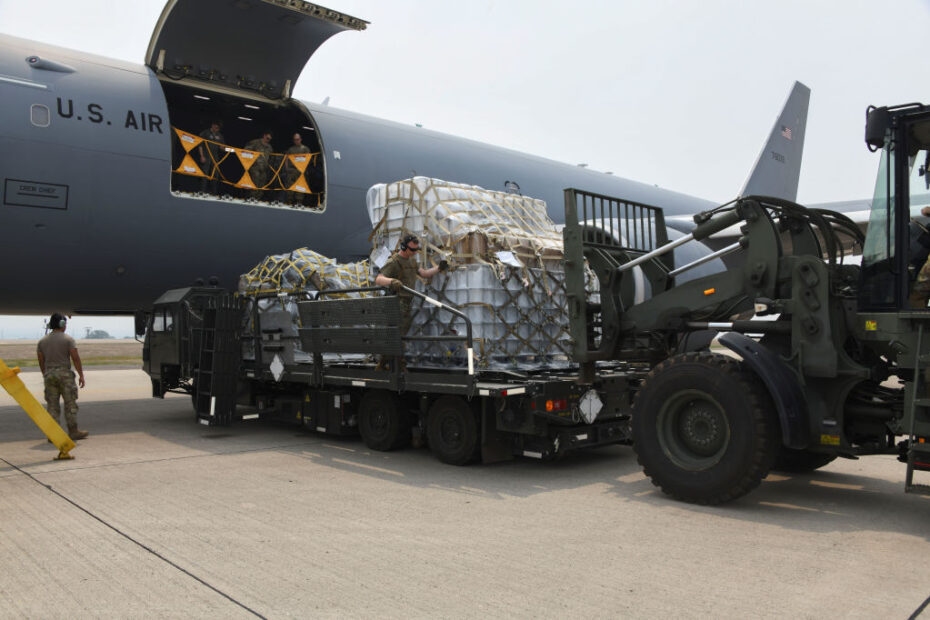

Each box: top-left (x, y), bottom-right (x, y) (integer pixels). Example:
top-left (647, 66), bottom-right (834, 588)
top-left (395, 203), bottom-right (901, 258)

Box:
top-left (438, 260), bottom-right (449, 272)
top-left (389, 279), bottom-right (403, 293)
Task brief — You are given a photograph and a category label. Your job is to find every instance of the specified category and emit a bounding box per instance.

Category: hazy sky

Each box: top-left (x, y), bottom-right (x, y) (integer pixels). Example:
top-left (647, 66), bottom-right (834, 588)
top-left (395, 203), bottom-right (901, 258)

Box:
top-left (0, 0), bottom-right (927, 337)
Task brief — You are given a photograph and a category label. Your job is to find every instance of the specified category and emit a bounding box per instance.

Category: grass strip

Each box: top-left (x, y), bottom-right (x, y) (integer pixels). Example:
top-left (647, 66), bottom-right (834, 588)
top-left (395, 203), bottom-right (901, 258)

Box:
top-left (4, 356), bottom-right (142, 368)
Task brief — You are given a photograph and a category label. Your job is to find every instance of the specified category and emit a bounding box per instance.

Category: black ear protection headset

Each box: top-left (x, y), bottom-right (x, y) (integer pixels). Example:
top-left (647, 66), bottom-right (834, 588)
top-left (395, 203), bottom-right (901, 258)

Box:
top-left (400, 234), bottom-right (419, 251)
top-left (49, 312), bottom-right (66, 329)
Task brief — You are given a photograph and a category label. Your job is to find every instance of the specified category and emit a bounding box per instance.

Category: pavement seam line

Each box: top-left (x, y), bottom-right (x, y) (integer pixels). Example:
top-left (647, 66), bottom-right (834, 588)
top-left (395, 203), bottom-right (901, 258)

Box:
top-left (0, 456), bottom-right (267, 619)
top-left (10, 440), bottom-right (318, 475)
top-left (910, 594), bottom-right (930, 620)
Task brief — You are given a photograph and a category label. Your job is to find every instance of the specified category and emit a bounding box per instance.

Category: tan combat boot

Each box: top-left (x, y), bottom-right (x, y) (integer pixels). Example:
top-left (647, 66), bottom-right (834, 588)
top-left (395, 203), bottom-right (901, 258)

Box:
top-left (68, 426), bottom-right (89, 440)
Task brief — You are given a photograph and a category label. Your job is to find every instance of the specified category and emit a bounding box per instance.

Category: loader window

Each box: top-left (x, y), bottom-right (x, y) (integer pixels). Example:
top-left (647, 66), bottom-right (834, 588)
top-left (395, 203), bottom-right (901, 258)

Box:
top-left (909, 150), bottom-right (930, 218)
top-left (859, 149), bottom-right (898, 308)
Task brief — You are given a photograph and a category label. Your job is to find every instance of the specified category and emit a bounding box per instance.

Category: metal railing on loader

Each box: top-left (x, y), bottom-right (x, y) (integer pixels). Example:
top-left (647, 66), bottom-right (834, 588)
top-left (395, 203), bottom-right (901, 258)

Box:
top-left (562, 188), bottom-right (670, 380)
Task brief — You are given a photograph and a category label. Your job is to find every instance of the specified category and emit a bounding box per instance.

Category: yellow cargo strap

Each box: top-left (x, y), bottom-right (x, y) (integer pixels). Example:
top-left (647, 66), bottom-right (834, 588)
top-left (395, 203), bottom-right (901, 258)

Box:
top-left (0, 358), bottom-right (75, 460)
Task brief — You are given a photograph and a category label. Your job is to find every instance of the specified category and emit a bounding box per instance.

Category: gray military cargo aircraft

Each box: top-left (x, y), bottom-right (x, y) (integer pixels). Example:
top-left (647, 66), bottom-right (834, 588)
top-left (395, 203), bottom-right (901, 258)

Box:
top-left (0, 0), bottom-right (809, 315)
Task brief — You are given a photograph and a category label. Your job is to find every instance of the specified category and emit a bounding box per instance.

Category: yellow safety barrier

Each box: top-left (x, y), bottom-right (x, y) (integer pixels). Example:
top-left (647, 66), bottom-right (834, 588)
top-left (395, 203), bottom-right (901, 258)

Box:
top-left (173, 128), bottom-right (208, 178)
top-left (0, 358), bottom-right (75, 460)
top-left (284, 152), bottom-right (314, 194)
top-left (172, 126), bottom-right (321, 198)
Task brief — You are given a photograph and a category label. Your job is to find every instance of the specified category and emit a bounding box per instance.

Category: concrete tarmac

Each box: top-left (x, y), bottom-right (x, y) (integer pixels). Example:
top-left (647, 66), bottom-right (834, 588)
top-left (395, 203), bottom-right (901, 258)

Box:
top-left (2, 369), bottom-right (930, 618)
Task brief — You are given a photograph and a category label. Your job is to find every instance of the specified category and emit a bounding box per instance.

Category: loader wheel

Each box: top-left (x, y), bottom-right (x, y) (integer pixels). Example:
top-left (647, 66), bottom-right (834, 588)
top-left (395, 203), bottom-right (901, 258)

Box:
top-left (773, 448), bottom-right (836, 473)
top-left (632, 352), bottom-right (779, 505)
top-left (358, 390), bottom-right (411, 451)
top-left (428, 396), bottom-right (478, 465)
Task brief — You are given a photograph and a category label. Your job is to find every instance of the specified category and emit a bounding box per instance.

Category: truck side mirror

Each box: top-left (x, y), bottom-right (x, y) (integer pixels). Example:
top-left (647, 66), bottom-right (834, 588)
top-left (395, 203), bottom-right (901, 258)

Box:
top-left (865, 105), bottom-right (890, 152)
top-left (134, 310), bottom-right (147, 336)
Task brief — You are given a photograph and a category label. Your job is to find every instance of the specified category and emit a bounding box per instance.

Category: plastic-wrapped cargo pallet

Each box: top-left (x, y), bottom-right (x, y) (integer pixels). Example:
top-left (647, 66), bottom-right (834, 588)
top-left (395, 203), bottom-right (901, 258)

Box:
top-left (237, 248), bottom-right (372, 364)
top-left (368, 176), bottom-right (588, 370)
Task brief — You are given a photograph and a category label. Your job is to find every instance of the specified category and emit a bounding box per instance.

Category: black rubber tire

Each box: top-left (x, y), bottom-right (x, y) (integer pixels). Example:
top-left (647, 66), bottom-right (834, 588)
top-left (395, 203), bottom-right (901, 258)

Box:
top-left (631, 352), bottom-right (779, 505)
top-left (773, 448), bottom-right (837, 473)
top-left (427, 396), bottom-right (479, 465)
top-left (358, 390), bottom-right (411, 451)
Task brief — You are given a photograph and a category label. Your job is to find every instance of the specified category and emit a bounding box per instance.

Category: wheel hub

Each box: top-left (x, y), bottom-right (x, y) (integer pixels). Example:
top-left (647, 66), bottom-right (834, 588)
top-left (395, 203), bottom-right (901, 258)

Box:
top-left (678, 403), bottom-right (724, 456)
top-left (371, 409), bottom-right (388, 434)
top-left (440, 415), bottom-right (462, 447)
top-left (657, 390), bottom-right (730, 471)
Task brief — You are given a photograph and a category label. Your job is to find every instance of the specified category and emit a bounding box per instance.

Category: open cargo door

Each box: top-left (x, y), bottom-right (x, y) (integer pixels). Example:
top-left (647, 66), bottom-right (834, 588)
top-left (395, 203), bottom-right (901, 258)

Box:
top-left (145, 0), bottom-right (367, 101)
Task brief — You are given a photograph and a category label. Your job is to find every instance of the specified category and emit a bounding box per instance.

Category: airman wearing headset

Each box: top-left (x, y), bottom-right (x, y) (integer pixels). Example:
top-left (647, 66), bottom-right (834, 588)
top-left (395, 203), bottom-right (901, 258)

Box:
top-left (374, 235), bottom-right (448, 369)
top-left (36, 313), bottom-right (89, 440)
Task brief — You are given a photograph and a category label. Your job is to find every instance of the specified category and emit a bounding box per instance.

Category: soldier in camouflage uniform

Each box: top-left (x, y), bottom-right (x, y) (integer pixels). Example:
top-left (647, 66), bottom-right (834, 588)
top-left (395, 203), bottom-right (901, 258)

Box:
top-left (244, 130), bottom-right (274, 200)
top-left (374, 235), bottom-right (448, 369)
top-left (282, 132), bottom-right (312, 205)
top-left (36, 313), bottom-right (88, 440)
top-left (197, 120), bottom-right (225, 196)
top-left (910, 206), bottom-right (930, 308)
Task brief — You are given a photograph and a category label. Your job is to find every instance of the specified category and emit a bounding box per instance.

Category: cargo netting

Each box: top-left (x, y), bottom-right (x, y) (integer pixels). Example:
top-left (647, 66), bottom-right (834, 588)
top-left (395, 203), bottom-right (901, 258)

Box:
top-left (237, 248), bottom-right (373, 363)
top-left (368, 177), bottom-right (597, 370)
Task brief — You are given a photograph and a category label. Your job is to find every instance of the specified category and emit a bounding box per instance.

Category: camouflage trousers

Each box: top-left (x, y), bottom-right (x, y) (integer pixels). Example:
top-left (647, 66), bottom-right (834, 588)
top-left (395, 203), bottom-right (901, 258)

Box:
top-left (43, 367), bottom-right (79, 429)
top-left (249, 167), bottom-right (270, 200)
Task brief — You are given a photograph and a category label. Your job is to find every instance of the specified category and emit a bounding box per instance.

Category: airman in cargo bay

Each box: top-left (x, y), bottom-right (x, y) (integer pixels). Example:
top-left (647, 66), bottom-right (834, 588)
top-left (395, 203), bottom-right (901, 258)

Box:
top-left (375, 234), bottom-right (448, 334)
top-left (198, 120), bottom-right (225, 195)
top-left (244, 130), bottom-right (274, 199)
top-left (283, 132), bottom-right (311, 205)
top-left (36, 313), bottom-right (88, 440)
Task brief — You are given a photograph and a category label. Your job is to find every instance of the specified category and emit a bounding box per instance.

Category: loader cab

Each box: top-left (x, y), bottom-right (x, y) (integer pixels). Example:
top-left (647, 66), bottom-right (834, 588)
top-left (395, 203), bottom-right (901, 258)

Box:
top-left (859, 104), bottom-right (930, 311)
top-left (144, 0), bottom-right (367, 210)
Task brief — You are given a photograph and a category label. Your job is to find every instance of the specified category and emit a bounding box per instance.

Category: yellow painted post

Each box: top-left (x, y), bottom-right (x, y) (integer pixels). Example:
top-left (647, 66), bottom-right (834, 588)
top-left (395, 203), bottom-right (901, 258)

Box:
top-left (0, 358), bottom-right (75, 460)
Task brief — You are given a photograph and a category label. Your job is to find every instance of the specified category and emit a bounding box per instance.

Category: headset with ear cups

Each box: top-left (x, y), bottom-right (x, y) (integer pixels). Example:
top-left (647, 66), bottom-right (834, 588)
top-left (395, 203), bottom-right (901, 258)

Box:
top-left (49, 312), bottom-right (66, 329)
top-left (400, 234), bottom-right (419, 251)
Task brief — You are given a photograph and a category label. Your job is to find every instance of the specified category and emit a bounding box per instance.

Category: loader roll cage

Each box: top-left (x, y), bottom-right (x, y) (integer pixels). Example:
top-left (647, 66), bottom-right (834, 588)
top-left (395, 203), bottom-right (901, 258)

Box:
top-left (563, 186), bottom-right (865, 378)
top-left (860, 103), bottom-right (930, 311)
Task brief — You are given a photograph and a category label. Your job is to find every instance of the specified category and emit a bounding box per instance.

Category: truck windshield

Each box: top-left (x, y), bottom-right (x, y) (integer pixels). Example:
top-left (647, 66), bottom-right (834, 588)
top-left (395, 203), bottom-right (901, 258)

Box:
top-left (863, 149), bottom-right (894, 267)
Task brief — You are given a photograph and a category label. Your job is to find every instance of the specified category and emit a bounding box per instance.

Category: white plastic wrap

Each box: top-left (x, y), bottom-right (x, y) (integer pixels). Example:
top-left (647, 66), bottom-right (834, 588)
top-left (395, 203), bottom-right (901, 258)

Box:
top-left (368, 177), bottom-right (593, 370)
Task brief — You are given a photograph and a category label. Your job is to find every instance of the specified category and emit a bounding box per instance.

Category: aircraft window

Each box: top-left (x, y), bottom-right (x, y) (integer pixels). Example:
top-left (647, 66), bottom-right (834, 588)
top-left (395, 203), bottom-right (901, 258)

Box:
top-left (152, 309), bottom-right (173, 332)
top-left (30, 104), bottom-right (50, 127)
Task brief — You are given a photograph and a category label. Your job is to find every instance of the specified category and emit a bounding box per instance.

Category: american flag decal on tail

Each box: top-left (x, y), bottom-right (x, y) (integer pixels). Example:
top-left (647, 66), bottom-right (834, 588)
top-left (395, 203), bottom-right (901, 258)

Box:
top-left (781, 125), bottom-right (792, 140)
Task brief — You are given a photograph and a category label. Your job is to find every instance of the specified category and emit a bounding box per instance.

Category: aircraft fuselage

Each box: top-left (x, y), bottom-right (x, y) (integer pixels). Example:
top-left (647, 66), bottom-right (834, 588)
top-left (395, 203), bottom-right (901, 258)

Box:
top-left (0, 33), bottom-right (713, 314)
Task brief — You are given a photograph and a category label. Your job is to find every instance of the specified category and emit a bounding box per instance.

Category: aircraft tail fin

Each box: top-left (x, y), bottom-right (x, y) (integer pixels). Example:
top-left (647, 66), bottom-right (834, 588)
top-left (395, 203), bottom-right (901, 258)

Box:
top-left (739, 81), bottom-right (810, 202)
